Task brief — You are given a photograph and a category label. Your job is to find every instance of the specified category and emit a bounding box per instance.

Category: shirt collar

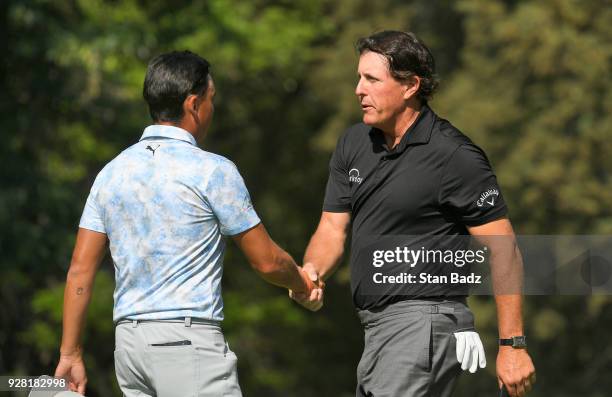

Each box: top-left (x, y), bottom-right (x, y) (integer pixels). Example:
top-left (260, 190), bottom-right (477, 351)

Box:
top-left (139, 125), bottom-right (197, 146)
top-left (369, 104), bottom-right (435, 155)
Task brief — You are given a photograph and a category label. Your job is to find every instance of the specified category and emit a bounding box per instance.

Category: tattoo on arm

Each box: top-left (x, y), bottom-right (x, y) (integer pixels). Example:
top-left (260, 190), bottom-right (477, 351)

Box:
top-left (76, 288), bottom-right (83, 295)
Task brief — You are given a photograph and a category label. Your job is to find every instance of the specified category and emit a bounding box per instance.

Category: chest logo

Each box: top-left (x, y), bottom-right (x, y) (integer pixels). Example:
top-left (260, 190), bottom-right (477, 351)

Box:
top-left (476, 188), bottom-right (499, 207)
top-left (349, 168), bottom-right (363, 184)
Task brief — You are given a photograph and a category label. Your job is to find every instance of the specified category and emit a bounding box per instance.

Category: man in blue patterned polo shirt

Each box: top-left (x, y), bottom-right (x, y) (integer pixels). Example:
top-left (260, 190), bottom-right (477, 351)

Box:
top-left (53, 51), bottom-right (321, 396)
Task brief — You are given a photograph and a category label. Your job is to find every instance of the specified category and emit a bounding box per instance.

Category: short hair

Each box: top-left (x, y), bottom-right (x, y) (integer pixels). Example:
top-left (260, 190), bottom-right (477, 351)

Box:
top-left (356, 31), bottom-right (438, 102)
top-left (143, 51), bottom-right (211, 123)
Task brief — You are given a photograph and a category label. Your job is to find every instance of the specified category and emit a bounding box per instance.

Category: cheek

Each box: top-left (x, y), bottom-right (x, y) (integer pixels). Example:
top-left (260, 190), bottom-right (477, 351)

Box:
top-left (205, 106), bottom-right (215, 129)
top-left (380, 89), bottom-right (404, 112)
top-left (208, 105), bottom-right (215, 123)
top-left (373, 91), bottom-right (392, 113)
top-left (372, 87), bottom-right (393, 104)
top-left (201, 104), bottom-right (213, 121)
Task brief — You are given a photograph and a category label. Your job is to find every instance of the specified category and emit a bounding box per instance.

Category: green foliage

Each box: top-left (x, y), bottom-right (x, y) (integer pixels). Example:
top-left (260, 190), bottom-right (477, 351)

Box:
top-left (1, 0), bottom-right (610, 396)
top-left (436, 0), bottom-right (612, 234)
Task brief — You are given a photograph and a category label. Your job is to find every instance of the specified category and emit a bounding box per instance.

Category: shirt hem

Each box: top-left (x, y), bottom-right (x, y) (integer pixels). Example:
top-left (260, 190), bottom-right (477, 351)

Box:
top-left (78, 223), bottom-right (107, 234)
top-left (322, 204), bottom-right (351, 213)
top-left (461, 209), bottom-right (508, 226)
top-left (222, 218), bottom-right (262, 237)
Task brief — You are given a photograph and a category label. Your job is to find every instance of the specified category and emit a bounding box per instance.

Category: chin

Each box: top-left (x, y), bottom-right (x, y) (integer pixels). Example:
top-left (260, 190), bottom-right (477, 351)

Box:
top-left (362, 114), bottom-right (381, 128)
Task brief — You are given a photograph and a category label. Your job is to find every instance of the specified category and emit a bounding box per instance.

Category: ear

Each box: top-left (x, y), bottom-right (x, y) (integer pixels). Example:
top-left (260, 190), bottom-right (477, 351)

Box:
top-left (183, 94), bottom-right (199, 120)
top-left (403, 75), bottom-right (421, 100)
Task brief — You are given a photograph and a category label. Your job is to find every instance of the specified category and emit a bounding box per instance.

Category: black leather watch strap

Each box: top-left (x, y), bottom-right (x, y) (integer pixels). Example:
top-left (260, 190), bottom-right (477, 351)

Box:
top-left (499, 336), bottom-right (527, 348)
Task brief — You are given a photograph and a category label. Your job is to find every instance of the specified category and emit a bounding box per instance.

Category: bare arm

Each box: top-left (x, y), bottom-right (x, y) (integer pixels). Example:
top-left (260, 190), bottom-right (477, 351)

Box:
top-left (232, 223), bottom-right (315, 293)
top-left (55, 228), bottom-right (108, 394)
top-left (303, 211), bottom-right (351, 280)
top-left (468, 218), bottom-right (535, 397)
top-left (468, 218), bottom-right (524, 337)
top-left (287, 212), bottom-right (350, 311)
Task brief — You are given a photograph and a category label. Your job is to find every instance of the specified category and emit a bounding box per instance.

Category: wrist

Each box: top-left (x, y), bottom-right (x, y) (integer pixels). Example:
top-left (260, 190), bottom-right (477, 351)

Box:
top-left (498, 330), bottom-right (523, 339)
top-left (498, 345), bottom-right (529, 355)
top-left (292, 268), bottom-right (311, 293)
top-left (498, 345), bottom-right (515, 352)
top-left (60, 346), bottom-right (83, 358)
top-left (499, 335), bottom-right (527, 349)
top-left (302, 262), bottom-right (321, 279)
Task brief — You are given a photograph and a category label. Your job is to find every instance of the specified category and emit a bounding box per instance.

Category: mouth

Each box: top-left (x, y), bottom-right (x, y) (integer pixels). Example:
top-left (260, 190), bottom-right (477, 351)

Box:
top-left (361, 104), bottom-right (374, 111)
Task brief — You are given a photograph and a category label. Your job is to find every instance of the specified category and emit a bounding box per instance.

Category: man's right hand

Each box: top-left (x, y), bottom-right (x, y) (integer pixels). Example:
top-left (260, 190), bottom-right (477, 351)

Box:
top-left (54, 350), bottom-right (87, 395)
top-left (289, 263), bottom-right (324, 311)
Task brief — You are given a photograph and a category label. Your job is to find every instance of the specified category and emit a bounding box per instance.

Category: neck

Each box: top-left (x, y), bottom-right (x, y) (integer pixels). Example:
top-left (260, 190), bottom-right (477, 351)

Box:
top-left (381, 101), bottom-right (423, 148)
top-left (157, 120), bottom-right (200, 142)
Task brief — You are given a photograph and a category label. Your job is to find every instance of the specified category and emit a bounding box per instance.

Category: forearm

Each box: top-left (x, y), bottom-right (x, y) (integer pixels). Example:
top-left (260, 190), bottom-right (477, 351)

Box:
top-left (495, 295), bottom-right (524, 338)
top-left (303, 229), bottom-right (345, 281)
top-left (490, 238), bottom-right (524, 338)
top-left (254, 243), bottom-right (307, 292)
top-left (60, 268), bottom-right (96, 355)
top-left (233, 224), bottom-right (309, 292)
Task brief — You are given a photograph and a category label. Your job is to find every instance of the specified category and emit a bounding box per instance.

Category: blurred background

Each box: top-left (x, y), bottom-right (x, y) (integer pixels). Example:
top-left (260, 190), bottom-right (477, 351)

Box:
top-left (1, 0), bottom-right (611, 396)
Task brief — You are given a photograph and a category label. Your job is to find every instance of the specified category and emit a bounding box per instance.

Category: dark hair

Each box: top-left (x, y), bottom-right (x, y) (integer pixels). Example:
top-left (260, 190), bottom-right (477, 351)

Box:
top-left (356, 31), bottom-right (438, 102)
top-left (143, 51), bottom-right (211, 122)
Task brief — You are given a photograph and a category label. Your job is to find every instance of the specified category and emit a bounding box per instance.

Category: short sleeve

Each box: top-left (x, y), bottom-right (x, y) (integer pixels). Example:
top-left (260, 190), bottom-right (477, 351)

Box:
top-left (323, 133), bottom-right (352, 212)
top-left (205, 161), bottom-right (261, 236)
top-left (79, 177), bottom-right (107, 234)
top-left (438, 144), bottom-right (508, 226)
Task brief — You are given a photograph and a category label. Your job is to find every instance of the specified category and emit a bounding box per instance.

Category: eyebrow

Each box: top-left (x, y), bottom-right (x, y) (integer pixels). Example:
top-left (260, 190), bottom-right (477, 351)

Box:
top-left (360, 72), bottom-right (379, 80)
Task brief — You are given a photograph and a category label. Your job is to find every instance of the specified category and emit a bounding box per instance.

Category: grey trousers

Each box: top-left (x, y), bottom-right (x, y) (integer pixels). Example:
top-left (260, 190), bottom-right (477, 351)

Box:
top-left (114, 318), bottom-right (242, 397)
top-left (356, 299), bottom-right (474, 397)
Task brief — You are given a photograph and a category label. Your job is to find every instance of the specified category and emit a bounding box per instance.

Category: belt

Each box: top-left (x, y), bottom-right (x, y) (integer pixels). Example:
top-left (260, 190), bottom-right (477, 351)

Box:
top-left (357, 298), bottom-right (467, 326)
top-left (115, 316), bottom-right (220, 328)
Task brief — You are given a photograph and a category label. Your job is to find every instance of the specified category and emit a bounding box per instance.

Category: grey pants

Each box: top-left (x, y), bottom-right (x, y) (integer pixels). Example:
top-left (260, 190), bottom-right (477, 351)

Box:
top-left (114, 318), bottom-right (242, 397)
top-left (356, 299), bottom-right (474, 397)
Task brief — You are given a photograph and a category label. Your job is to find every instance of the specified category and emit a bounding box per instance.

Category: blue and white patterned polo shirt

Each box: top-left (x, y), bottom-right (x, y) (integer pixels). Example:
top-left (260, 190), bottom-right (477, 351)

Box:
top-left (79, 125), bottom-right (261, 322)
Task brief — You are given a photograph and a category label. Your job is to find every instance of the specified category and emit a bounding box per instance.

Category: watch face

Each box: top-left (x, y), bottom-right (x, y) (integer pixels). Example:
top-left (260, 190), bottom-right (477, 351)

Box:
top-left (513, 336), bottom-right (527, 348)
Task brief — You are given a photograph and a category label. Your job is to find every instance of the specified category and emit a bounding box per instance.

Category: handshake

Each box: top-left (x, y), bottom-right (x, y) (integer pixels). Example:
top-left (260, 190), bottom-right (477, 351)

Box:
top-left (289, 263), bottom-right (325, 311)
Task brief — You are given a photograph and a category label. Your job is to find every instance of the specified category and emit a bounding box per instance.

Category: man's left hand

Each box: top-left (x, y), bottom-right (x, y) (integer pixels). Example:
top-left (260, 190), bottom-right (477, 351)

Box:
top-left (497, 347), bottom-right (536, 397)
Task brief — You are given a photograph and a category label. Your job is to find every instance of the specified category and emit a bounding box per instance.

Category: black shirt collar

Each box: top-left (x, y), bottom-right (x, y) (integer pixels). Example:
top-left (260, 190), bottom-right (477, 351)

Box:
top-left (369, 104), bottom-right (435, 155)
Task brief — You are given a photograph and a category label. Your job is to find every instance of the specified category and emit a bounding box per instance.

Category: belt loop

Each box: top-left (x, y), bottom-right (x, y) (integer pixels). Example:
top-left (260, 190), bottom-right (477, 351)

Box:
top-left (185, 317), bottom-right (192, 327)
top-left (132, 320), bottom-right (138, 328)
top-left (431, 305), bottom-right (439, 314)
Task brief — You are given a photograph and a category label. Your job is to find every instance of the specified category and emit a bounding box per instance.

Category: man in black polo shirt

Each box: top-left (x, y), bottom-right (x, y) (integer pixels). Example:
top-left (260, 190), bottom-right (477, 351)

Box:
top-left (291, 31), bottom-right (536, 397)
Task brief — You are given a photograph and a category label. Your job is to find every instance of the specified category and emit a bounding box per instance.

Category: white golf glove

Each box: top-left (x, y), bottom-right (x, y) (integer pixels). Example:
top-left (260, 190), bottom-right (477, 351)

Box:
top-left (454, 331), bottom-right (486, 373)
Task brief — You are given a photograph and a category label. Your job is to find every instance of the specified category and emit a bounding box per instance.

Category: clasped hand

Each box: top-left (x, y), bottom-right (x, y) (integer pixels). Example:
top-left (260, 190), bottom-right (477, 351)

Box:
top-left (289, 263), bottom-right (324, 311)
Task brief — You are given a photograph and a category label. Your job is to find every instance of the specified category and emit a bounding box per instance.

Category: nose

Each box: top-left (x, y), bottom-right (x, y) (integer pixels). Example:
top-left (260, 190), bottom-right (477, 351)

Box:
top-left (355, 77), bottom-right (365, 97)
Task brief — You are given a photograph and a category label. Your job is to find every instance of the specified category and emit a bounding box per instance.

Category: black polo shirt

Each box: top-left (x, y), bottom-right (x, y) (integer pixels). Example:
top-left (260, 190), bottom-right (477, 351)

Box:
top-left (323, 105), bottom-right (508, 310)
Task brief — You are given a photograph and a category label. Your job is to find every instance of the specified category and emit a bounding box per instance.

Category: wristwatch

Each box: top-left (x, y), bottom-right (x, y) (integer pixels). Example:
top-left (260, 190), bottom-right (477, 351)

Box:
top-left (499, 335), bottom-right (527, 348)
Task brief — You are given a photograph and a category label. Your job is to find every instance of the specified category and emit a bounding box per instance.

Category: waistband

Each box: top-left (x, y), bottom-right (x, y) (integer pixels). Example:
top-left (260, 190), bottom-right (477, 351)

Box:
top-left (357, 297), bottom-right (467, 326)
top-left (115, 316), bottom-right (220, 328)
